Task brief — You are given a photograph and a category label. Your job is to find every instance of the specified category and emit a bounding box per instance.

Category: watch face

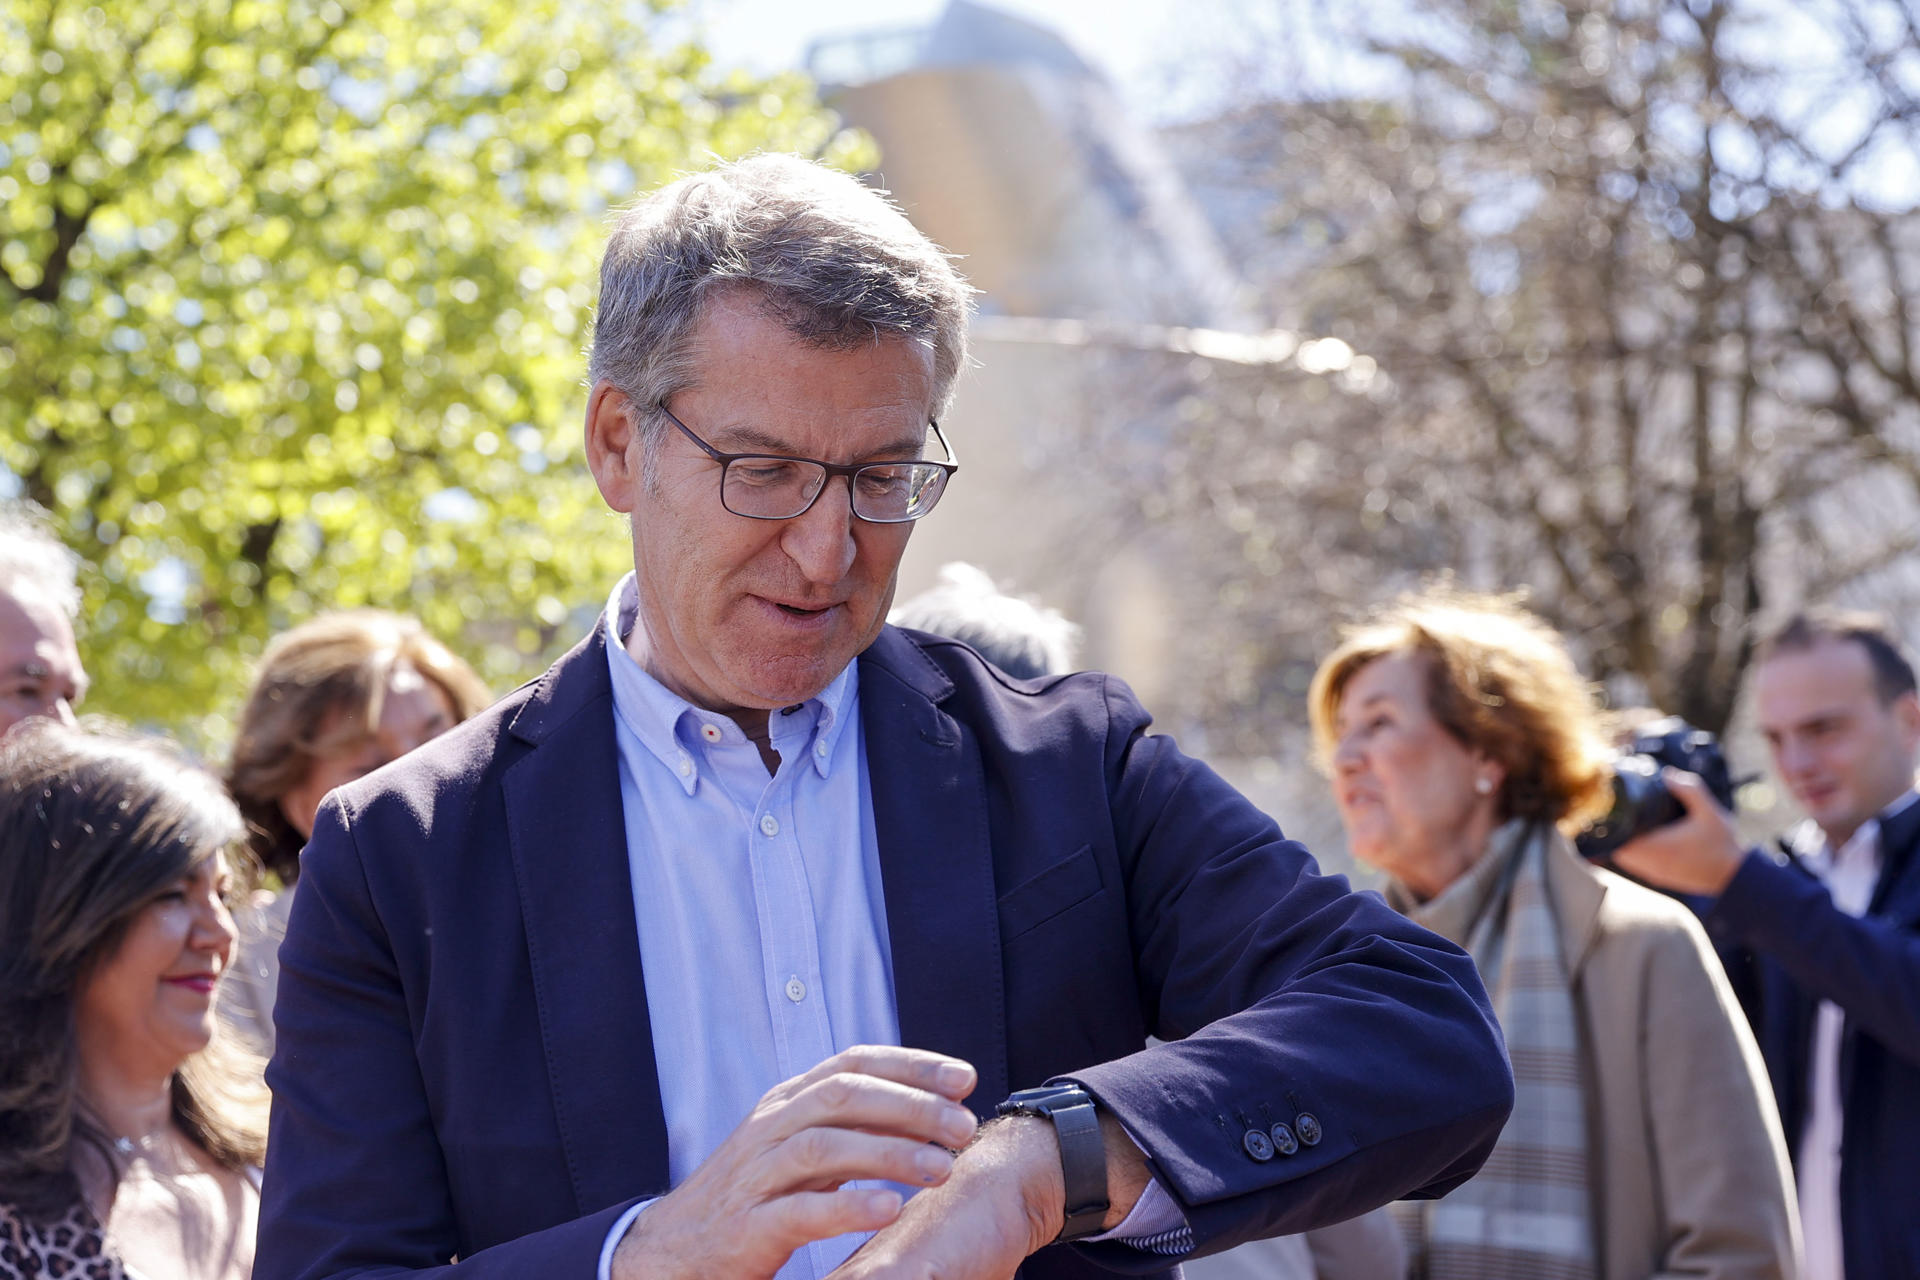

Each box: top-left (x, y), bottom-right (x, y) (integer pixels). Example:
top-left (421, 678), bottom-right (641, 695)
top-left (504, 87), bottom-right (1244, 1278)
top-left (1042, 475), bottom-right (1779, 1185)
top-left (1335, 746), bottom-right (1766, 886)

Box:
top-left (1000, 1084), bottom-right (1090, 1114)
top-left (1007, 1086), bottom-right (1069, 1105)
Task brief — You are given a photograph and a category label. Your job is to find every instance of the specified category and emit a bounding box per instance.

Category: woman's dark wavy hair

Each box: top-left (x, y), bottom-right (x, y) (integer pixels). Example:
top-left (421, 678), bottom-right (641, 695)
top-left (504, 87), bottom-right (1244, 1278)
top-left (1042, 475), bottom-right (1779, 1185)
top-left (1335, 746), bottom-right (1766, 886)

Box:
top-left (0, 719), bottom-right (266, 1220)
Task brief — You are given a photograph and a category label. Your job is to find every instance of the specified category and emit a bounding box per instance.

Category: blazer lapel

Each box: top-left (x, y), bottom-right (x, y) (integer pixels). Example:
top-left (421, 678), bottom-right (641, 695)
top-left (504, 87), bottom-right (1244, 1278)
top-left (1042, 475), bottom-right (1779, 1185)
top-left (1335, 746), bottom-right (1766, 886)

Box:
top-left (504, 625), bottom-right (671, 1212)
top-left (859, 628), bottom-right (1011, 1118)
top-left (1543, 833), bottom-right (1608, 978)
top-left (1869, 794), bottom-right (1920, 917)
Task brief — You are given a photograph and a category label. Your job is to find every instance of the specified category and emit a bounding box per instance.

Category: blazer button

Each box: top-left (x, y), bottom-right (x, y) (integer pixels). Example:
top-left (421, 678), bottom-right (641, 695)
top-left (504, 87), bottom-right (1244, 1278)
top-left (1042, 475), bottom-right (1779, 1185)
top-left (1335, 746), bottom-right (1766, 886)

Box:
top-left (1296, 1113), bottom-right (1323, 1146)
top-left (1242, 1129), bottom-right (1276, 1161)
top-left (1269, 1122), bottom-right (1298, 1156)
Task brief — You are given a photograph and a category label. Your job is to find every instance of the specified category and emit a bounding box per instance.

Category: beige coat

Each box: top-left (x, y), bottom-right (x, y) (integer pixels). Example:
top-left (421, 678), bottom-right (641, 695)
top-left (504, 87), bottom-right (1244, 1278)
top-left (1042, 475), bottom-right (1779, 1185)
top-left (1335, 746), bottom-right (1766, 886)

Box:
top-left (1180, 1209), bottom-right (1406, 1280)
top-left (1541, 837), bottom-right (1800, 1280)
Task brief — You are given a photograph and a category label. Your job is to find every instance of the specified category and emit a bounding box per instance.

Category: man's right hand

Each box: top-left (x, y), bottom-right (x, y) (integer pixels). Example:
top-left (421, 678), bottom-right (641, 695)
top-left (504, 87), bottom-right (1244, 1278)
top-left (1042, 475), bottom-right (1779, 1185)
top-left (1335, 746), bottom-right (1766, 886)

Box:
top-left (1611, 767), bottom-right (1749, 897)
top-left (610, 1046), bottom-right (980, 1280)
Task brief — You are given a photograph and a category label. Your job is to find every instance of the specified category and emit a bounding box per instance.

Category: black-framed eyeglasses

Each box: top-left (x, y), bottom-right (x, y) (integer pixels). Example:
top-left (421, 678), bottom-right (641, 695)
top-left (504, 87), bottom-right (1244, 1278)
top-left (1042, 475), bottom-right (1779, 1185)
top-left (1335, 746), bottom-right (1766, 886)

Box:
top-left (658, 404), bottom-right (959, 523)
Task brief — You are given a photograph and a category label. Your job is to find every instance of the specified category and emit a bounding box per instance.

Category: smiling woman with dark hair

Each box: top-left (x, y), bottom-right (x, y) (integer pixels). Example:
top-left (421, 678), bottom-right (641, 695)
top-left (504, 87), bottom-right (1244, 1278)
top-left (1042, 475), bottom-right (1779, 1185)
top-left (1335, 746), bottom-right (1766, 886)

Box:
top-left (0, 719), bottom-right (267, 1279)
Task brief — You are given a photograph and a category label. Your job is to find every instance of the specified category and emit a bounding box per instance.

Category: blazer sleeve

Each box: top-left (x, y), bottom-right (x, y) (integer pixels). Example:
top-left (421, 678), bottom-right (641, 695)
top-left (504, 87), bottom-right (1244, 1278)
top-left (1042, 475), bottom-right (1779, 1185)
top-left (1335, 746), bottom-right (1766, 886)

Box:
top-left (1635, 914), bottom-right (1801, 1279)
top-left (1065, 676), bottom-right (1515, 1264)
top-left (255, 797), bottom-right (639, 1279)
top-left (1712, 849), bottom-right (1920, 1065)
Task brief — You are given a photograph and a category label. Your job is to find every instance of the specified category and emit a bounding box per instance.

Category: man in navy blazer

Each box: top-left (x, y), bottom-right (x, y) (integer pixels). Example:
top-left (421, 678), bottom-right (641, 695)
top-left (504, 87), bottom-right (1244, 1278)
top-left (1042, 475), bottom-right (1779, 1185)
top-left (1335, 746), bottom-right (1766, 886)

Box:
top-left (1617, 609), bottom-right (1920, 1279)
top-left (257, 155), bottom-right (1513, 1280)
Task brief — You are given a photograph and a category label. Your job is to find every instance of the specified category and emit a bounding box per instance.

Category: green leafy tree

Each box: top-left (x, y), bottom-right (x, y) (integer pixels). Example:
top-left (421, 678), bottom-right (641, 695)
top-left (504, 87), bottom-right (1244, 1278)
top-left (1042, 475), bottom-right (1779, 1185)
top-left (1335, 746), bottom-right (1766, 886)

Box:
top-left (0, 0), bottom-right (870, 743)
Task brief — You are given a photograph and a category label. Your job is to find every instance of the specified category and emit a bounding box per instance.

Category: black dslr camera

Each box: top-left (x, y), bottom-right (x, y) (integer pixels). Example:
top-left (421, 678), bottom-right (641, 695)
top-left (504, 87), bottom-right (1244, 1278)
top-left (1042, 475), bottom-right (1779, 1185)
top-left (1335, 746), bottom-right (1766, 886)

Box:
top-left (1575, 717), bottom-right (1737, 863)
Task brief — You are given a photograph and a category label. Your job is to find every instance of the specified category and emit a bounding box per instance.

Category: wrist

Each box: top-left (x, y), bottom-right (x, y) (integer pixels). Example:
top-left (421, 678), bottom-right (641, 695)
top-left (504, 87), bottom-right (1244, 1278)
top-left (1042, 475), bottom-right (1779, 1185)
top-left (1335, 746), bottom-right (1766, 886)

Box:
top-left (1095, 1110), bottom-right (1151, 1232)
top-left (995, 1083), bottom-right (1109, 1244)
top-left (1710, 844), bottom-right (1746, 894)
top-left (974, 1114), bottom-right (1068, 1253)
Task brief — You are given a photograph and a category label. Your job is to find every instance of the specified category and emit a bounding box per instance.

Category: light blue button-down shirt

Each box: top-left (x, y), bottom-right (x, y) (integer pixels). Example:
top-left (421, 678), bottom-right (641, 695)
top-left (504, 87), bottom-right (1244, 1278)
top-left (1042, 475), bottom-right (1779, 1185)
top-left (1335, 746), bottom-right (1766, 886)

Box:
top-left (592, 574), bottom-right (1187, 1277)
top-left (596, 574), bottom-right (900, 1280)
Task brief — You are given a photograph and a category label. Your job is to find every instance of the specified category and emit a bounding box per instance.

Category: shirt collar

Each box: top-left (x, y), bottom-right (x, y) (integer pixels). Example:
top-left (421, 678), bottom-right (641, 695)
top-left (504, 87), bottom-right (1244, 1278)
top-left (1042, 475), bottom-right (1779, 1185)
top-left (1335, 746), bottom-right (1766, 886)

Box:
top-left (601, 573), bottom-right (856, 791)
top-left (1797, 788), bottom-right (1917, 872)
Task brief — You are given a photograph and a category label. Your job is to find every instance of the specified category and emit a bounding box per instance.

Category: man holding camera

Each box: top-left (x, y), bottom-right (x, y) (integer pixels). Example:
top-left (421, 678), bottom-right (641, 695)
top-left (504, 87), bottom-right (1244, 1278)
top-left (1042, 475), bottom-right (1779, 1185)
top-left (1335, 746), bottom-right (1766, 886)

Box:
top-left (1614, 609), bottom-right (1920, 1280)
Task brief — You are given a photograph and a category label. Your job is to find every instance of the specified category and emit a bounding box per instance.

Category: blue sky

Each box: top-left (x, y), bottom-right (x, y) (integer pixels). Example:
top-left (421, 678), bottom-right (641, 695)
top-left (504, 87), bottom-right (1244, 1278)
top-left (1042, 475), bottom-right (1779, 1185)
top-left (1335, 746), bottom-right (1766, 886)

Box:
top-left (690, 0), bottom-right (1229, 121)
top-left (687, 0), bottom-right (1919, 210)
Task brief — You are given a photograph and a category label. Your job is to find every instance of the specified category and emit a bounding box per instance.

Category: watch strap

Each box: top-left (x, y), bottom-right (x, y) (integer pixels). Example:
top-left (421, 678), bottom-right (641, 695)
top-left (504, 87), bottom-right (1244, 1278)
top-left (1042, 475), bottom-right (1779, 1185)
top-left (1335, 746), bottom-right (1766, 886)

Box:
top-left (1049, 1094), bottom-right (1109, 1242)
top-left (998, 1084), bottom-right (1110, 1243)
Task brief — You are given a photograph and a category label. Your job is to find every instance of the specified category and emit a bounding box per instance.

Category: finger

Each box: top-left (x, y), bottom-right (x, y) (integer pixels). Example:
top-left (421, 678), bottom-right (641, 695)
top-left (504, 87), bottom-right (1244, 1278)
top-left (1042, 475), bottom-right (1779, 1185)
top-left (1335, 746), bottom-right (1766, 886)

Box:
top-left (766, 1127), bottom-right (956, 1195)
top-left (789, 1045), bottom-right (977, 1102)
top-left (753, 1185), bottom-right (903, 1252)
top-left (1660, 767), bottom-right (1718, 815)
top-left (778, 1072), bottom-right (979, 1150)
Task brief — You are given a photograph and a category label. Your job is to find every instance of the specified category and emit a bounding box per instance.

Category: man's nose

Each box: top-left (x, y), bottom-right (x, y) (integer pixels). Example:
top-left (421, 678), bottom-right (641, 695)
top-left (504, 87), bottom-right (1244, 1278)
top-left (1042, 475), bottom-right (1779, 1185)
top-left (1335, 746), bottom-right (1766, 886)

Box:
top-left (780, 476), bottom-right (859, 585)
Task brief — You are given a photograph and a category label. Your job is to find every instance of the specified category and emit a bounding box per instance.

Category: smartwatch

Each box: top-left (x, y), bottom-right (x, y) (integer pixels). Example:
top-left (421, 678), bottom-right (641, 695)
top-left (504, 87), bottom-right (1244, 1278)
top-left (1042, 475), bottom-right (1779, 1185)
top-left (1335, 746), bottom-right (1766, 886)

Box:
top-left (996, 1083), bottom-right (1109, 1243)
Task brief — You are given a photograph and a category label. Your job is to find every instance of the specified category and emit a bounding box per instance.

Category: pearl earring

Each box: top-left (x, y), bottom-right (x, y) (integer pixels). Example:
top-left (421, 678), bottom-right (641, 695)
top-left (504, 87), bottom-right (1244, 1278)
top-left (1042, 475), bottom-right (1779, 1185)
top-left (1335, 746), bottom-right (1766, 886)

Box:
top-left (1474, 777), bottom-right (1493, 795)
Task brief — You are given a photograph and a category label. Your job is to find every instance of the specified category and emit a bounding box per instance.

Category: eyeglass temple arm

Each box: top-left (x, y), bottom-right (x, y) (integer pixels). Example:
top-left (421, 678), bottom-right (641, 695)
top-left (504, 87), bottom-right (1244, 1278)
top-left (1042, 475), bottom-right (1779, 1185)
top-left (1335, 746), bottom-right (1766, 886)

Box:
top-left (930, 420), bottom-right (958, 471)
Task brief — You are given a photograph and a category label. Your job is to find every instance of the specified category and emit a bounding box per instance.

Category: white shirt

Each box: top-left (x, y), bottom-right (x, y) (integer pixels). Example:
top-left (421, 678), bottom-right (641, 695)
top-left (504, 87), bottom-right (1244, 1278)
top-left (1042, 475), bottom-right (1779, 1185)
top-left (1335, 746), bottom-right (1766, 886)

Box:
top-left (1794, 788), bottom-right (1918, 1280)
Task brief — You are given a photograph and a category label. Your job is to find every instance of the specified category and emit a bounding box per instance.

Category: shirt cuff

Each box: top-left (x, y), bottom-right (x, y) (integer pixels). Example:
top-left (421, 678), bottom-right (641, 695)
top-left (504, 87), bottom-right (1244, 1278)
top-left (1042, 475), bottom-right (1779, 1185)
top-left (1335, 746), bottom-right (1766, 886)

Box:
top-left (597, 1199), bottom-right (654, 1280)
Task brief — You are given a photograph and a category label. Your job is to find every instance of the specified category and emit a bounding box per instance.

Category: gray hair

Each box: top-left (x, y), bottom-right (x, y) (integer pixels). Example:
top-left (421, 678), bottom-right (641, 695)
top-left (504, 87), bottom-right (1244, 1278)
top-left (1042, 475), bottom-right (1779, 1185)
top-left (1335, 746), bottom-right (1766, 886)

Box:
top-left (890, 563), bottom-right (1080, 679)
top-left (588, 154), bottom-right (974, 451)
top-left (0, 500), bottom-right (81, 621)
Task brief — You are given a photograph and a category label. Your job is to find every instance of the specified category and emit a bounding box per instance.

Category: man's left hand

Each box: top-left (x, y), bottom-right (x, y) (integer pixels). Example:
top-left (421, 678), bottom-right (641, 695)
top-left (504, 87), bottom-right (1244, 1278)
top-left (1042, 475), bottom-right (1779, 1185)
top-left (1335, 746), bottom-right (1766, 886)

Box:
top-left (1609, 767), bottom-right (1749, 897)
top-left (826, 1111), bottom-right (1153, 1280)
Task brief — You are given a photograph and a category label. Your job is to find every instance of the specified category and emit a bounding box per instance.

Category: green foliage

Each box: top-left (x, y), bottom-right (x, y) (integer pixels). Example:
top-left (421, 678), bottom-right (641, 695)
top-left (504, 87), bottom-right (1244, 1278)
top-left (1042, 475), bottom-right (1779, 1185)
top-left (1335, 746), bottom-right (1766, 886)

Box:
top-left (0, 0), bottom-right (872, 746)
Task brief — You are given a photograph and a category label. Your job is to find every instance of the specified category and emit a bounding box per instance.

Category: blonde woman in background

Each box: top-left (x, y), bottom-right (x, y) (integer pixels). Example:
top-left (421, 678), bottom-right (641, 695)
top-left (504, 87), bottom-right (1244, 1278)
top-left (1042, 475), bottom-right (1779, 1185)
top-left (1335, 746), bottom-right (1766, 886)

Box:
top-left (1308, 588), bottom-right (1798, 1280)
top-left (221, 611), bottom-right (489, 1055)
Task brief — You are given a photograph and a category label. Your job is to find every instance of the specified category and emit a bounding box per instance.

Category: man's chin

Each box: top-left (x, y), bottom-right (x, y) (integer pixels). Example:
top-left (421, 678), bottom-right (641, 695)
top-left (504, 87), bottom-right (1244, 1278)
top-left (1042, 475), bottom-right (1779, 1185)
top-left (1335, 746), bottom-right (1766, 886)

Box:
top-left (735, 652), bottom-right (855, 709)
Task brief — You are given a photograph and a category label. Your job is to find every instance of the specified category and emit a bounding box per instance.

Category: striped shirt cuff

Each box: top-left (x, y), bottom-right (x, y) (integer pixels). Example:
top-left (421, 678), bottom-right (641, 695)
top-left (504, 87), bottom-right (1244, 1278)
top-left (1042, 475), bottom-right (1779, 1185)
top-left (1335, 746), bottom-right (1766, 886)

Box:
top-left (1085, 1175), bottom-right (1194, 1256)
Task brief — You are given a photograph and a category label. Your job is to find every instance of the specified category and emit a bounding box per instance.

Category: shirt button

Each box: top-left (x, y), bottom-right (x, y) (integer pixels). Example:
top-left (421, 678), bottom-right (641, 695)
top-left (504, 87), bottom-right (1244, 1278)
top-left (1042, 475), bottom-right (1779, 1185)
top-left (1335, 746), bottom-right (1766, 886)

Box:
top-left (677, 757), bottom-right (693, 777)
top-left (785, 976), bottom-right (807, 1003)
top-left (759, 814), bottom-right (779, 837)
top-left (815, 739), bottom-right (829, 757)
top-left (700, 723), bottom-right (722, 743)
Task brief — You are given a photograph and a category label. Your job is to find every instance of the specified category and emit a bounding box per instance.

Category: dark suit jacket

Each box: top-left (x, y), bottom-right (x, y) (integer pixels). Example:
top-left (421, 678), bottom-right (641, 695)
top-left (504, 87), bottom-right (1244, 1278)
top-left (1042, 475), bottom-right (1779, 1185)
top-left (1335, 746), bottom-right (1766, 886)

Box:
top-left (1709, 798), bottom-right (1920, 1278)
top-left (257, 625), bottom-right (1512, 1279)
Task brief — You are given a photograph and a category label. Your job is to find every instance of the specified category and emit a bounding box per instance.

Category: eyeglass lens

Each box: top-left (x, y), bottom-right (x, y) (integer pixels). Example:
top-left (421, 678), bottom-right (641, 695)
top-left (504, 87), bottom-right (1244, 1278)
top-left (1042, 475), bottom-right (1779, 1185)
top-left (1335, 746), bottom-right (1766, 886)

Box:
top-left (723, 459), bottom-right (950, 522)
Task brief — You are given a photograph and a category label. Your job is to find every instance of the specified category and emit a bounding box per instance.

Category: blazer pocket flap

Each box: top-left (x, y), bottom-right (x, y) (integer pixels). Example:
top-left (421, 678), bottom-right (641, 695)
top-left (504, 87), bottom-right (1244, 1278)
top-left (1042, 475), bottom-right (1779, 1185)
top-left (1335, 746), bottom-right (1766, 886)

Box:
top-left (997, 845), bottom-right (1103, 940)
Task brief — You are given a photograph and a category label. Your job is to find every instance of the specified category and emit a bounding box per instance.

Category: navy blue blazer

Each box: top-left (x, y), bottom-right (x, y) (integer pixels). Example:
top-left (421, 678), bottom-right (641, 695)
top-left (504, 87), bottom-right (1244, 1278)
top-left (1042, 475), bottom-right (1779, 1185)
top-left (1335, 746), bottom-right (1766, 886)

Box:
top-left (1710, 799), bottom-right (1920, 1279)
top-left (257, 625), bottom-right (1512, 1279)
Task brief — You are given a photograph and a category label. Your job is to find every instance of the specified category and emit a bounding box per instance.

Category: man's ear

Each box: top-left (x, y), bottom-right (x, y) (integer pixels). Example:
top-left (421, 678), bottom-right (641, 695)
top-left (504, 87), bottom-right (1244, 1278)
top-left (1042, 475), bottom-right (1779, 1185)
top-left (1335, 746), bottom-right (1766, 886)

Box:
top-left (585, 381), bottom-right (644, 514)
top-left (1894, 689), bottom-right (1920, 752)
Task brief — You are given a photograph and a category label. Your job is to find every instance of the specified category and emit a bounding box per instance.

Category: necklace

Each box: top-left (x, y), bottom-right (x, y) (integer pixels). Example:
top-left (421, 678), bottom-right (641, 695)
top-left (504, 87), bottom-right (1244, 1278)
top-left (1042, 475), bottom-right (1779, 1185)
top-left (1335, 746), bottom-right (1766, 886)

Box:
top-left (112, 1131), bottom-right (160, 1157)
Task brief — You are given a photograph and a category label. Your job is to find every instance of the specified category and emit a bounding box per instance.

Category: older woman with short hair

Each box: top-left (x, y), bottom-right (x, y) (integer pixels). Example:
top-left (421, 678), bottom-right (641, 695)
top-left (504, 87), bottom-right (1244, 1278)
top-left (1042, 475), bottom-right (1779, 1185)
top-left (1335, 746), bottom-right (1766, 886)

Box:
top-left (1309, 588), bottom-right (1798, 1280)
top-left (0, 719), bottom-right (267, 1278)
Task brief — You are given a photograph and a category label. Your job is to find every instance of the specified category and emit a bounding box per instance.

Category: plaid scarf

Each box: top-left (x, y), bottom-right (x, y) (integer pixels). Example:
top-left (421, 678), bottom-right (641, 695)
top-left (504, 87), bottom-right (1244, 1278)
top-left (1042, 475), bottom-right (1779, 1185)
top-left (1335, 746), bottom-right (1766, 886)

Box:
top-left (1388, 820), bottom-right (1597, 1280)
